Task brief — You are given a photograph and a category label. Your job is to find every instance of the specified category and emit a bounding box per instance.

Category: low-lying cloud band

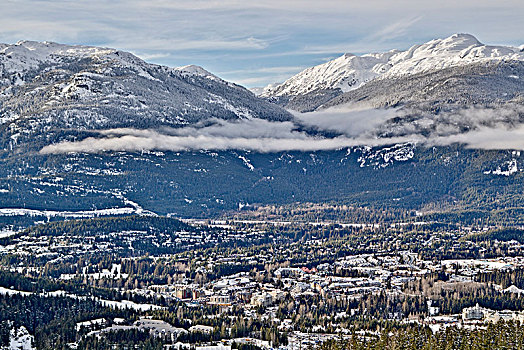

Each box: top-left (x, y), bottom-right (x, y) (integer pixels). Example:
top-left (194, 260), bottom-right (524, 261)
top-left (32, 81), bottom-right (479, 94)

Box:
top-left (39, 105), bottom-right (524, 154)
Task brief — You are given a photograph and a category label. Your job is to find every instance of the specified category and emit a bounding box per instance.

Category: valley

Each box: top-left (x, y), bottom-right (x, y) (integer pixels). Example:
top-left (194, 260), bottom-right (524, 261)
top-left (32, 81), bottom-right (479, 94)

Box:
top-left (0, 32), bottom-right (523, 349)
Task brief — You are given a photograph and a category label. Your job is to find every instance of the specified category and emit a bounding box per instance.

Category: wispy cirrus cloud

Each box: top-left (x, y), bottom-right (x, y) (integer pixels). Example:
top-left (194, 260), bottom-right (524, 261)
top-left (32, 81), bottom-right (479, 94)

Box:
top-left (366, 16), bottom-right (424, 43)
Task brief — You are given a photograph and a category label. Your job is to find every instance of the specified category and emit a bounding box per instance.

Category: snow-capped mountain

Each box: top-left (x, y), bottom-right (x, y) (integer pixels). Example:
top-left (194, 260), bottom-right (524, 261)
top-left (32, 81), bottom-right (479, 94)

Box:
top-left (263, 34), bottom-right (524, 108)
top-left (0, 38), bottom-right (522, 219)
top-left (262, 51), bottom-right (397, 97)
top-left (0, 41), bottom-right (292, 152)
top-left (383, 34), bottom-right (523, 77)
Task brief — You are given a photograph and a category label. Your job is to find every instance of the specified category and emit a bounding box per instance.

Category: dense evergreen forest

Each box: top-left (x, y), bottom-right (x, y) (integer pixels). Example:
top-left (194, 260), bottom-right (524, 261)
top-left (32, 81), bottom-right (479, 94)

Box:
top-left (462, 228), bottom-right (524, 244)
top-left (320, 321), bottom-right (524, 350)
top-left (18, 215), bottom-right (194, 238)
top-left (0, 146), bottom-right (522, 219)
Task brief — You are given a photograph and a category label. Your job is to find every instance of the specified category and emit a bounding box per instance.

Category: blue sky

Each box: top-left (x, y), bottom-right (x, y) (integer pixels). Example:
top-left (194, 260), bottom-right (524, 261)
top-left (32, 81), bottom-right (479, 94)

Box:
top-left (1, 0), bottom-right (523, 87)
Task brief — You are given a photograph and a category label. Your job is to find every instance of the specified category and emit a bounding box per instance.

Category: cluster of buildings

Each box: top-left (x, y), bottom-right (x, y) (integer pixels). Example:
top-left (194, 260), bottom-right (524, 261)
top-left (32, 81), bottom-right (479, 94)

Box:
top-left (462, 303), bottom-right (524, 323)
top-left (8, 220), bottom-right (524, 349)
top-left (105, 251), bottom-right (524, 325)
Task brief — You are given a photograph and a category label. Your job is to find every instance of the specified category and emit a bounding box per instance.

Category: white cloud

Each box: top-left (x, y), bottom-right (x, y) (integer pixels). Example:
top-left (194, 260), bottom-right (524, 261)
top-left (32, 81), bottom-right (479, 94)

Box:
top-left (39, 105), bottom-right (524, 154)
top-left (293, 107), bottom-right (396, 137)
top-left (430, 126), bottom-right (524, 150)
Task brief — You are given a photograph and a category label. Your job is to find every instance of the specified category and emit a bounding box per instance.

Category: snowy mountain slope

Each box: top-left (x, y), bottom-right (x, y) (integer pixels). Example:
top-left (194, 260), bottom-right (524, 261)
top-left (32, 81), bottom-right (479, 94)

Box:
top-left (311, 60), bottom-right (524, 145)
top-left (262, 51), bottom-right (398, 97)
top-left (175, 64), bottom-right (224, 82)
top-left (383, 34), bottom-right (523, 77)
top-left (324, 60), bottom-right (524, 110)
top-left (0, 41), bottom-right (292, 153)
top-left (263, 34), bottom-right (524, 111)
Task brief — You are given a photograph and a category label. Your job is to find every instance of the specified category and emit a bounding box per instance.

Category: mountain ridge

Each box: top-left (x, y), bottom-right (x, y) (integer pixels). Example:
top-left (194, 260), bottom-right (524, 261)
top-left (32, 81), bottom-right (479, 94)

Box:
top-left (0, 36), bottom-right (522, 219)
top-left (0, 40), bottom-right (292, 154)
top-left (262, 34), bottom-right (524, 102)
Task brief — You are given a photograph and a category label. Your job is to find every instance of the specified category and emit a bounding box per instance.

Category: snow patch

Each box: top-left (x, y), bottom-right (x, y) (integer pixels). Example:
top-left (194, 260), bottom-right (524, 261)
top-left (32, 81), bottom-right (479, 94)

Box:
top-left (484, 159), bottom-right (519, 176)
top-left (0, 207), bottom-right (137, 218)
top-left (357, 143), bottom-right (415, 168)
top-left (238, 155), bottom-right (255, 171)
top-left (503, 285), bottom-right (524, 294)
top-left (9, 326), bottom-right (34, 350)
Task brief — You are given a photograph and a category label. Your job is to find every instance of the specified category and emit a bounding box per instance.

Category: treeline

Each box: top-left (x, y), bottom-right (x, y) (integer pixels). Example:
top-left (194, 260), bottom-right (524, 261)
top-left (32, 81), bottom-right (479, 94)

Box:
top-left (0, 268), bottom-right (59, 293)
top-left (321, 320), bottom-right (524, 349)
top-left (150, 306), bottom-right (288, 347)
top-left (0, 269), bottom-right (160, 306)
top-left (20, 215), bottom-right (196, 239)
top-left (422, 208), bottom-right (524, 227)
top-left (77, 329), bottom-right (163, 350)
top-left (463, 228), bottom-right (524, 244)
top-left (273, 291), bottom-right (427, 331)
top-left (404, 271), bottom-right (524, 315)
top-left (477, 268), bottom-right (524, 289)
top-left (226, 203), bottom-right (416, 224)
